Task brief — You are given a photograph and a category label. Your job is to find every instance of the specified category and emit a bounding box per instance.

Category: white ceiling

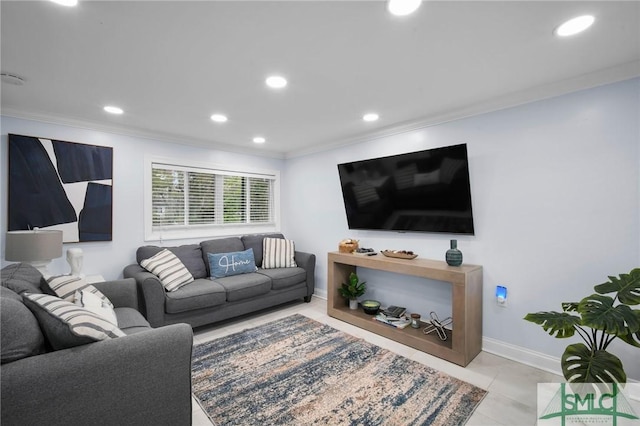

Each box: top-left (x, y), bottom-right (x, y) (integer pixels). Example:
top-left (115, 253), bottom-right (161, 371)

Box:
top-left (1, 1), bottom-right (639, 158)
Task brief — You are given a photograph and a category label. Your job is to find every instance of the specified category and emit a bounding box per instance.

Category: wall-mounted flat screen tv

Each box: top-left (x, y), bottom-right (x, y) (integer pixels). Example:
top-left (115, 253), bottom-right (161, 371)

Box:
top-left (337, 143), bottom-right (475, 234)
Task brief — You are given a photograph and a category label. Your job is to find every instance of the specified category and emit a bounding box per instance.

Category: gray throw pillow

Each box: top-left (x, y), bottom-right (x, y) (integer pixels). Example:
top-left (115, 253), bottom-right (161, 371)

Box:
top-left (1, 263), bottom-right (45, 295)
top-left (1, 297), bottom-right (46, 364)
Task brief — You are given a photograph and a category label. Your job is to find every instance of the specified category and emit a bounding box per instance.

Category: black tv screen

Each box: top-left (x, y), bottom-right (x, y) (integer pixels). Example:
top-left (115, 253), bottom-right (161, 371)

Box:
top-left (337, 144), bottom-right (475, 234)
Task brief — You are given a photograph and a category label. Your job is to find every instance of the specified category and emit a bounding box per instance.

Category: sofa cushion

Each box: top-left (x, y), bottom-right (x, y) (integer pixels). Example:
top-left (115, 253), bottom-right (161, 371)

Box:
top-left (213, 273), bottom-right (271, 302)
top-left (137, 244), bottom-right (207, 279)
top-left (140, 249), bottom-right (195, 292)
top-left (241, 233), bottom-right (284, 267)
top-left (207, 249), bottom-right (258, 278)
top-left (262, 238), bottom-right (297, 269)
top-left (165, 279), bottom-right (226, 314)
top-left (44, 275), bottom-right (113, 308)
top-left (1, 263), bottom-right (45, 295)
top-left (200, 237), bottom-right (245, 275)
top-left (23, 293), bottom-right (126, 350)
top-left (1, 296), bottom-right (46, 364)
top-left (257, 267), bottom-right (307, 290)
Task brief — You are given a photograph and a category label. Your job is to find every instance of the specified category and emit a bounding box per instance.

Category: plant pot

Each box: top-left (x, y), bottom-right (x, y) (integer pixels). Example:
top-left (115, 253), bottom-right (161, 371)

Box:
top-left (349, 299), bottom-right (359, 310)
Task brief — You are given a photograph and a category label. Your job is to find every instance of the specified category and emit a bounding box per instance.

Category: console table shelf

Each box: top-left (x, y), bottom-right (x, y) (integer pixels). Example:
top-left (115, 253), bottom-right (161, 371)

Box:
top-left (327, 251), bottom-right (482, 366)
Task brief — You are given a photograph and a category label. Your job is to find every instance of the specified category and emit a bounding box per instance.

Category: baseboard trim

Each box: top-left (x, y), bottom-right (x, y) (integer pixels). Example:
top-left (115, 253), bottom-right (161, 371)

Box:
top-left (313, 289), bottom-right (328, 300)
top-left (482, 336), bottom-right (562, 377)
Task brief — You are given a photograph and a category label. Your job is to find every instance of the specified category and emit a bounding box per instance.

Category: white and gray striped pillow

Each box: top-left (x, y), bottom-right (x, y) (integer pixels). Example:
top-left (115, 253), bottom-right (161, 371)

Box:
top-left (22, 293), bottom-right (125, 350)
top-left (140, 249), bottom-right (194, 292)
top-left (262, 238), bottom-right (297, 269)
top-left (45, 275), bottom-right (113, 308)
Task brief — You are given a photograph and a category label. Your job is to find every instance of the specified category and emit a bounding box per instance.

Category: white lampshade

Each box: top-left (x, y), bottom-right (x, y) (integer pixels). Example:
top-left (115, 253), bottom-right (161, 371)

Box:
top-left (5, 230), bottom-right (63, 275)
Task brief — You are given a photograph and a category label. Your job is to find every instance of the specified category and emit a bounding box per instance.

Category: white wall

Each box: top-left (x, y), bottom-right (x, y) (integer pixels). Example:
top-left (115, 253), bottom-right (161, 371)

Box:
top-left (282, 78), bottom-right (640, 379)
top-left (0, 117), bottom-right (286, 280)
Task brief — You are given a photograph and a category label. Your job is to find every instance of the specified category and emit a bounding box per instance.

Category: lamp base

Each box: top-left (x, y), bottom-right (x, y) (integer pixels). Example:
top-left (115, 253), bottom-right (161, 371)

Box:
top-left (24, 260), bottom-right (53, 279)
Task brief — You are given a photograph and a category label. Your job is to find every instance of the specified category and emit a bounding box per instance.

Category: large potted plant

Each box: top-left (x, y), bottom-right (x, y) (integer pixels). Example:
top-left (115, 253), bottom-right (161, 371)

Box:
top-left (524, 268), bottom-right (640, 385)
top-left (338, 272), bottom-right (366, 310)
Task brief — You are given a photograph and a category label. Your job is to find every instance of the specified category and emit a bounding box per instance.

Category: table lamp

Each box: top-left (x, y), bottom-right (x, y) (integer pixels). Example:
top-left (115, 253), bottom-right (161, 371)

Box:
top-left (5, 229), bottom-right (63, 277)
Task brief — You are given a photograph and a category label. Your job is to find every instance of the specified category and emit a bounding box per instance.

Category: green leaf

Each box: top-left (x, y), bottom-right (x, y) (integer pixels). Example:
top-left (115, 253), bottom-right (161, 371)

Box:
top-left (562, 343), bottom-right (626, 384)
top-left (579, 294), bottom-right (640, 334)
top-left (524, 311), bottom-right (580, 338)
top-left (562, 302), bottom-right (579, 312)
top-left (594, 268), bottom-right (640, 305)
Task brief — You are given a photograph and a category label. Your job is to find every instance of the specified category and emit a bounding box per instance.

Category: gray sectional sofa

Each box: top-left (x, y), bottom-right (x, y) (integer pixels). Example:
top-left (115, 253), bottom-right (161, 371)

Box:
top-left (123, 233), bottom-right (316, 328)
top-left (0, 263), bottom-right (193, 426)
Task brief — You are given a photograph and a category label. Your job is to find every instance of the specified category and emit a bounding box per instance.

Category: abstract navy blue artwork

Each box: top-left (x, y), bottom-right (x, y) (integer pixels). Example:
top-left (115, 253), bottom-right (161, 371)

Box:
top-left (8, 134), bottom-right (113, 243)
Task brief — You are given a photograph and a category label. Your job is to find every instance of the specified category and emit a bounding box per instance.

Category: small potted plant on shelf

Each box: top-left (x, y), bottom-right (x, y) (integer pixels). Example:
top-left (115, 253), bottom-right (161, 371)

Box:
top-left (338, 272), bottom-right (366, 310)
top-left (524, 268), bottom-right (640, 386)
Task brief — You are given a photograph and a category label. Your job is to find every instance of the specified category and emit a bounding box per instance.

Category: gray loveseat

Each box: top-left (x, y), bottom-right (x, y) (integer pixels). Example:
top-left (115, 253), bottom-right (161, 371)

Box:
top-left (124, 233), bottom-right (315, 328)
top-left (0, 263), bottom-right (193, 426)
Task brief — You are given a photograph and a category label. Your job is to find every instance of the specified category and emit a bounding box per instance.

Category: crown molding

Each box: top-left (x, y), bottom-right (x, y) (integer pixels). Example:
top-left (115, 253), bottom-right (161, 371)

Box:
top-left (285, 60), bottom-right (640, 159)
top-left (0, 108), bottom-right (287, 160)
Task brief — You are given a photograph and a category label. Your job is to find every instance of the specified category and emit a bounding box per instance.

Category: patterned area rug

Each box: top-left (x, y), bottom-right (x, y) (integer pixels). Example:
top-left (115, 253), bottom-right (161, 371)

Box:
top-left (192, 314), bottom-right (486, 426)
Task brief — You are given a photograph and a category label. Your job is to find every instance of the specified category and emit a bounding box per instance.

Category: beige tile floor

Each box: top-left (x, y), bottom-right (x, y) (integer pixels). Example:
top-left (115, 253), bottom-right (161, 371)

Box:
top-left (190, 297), bottom-right (563, 426)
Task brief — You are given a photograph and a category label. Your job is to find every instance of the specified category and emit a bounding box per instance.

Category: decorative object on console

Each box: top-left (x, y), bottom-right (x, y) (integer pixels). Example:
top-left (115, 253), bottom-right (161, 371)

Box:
top-left (5, 229), bottom-right (63, 276)
top-left (410, 313), bottom-right (421, 329)
top-left (338, 272), bottom-right (366, 309)
top-left (445, 239), bottom-right (463, 266)
top-left (524, 268), bottom-right (640, 385)
top-left (338, 239), bottom-right (359, 253)
top-left (423, 311), bottom-right (453, 341)
top-left (361, 299), bottom-right (380, 315)
top-left (66, 247), bottom-right (84, 277)
top-left (381, 250), bottom-right (417, 260)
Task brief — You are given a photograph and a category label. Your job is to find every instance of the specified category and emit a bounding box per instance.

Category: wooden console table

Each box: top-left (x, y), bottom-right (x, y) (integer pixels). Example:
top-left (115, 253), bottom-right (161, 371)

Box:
top-left (327, 251), bottom-right (483, 366)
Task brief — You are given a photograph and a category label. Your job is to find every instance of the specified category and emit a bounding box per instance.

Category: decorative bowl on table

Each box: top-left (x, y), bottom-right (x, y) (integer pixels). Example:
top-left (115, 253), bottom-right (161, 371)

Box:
top-left (381, 250), bottom-right (418, 260)
top-left (361, 300), bottom-right (381, 315)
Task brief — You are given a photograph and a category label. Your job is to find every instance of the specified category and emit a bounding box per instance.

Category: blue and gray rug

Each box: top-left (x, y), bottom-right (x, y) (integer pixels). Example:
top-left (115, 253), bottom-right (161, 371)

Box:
top-left (192, 314), bottom-right (486, 425)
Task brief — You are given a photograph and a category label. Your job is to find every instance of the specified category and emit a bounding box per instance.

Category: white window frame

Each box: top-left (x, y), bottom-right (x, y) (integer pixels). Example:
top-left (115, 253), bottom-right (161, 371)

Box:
top-left (144, 156), bottom-right (281, 241)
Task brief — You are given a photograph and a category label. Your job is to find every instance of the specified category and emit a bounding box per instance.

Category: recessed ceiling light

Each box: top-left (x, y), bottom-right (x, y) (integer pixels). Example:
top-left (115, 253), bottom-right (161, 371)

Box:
top-left (265, 75), bottom-right (287, 89)
top-left (253, 136), bottom-right (266, 144)
top-left (103, 106), bottom-right (123, 115)
top-left (210, 114), bottom-right (228, 123)
top-left (1, 73), bottom-right (25, 86)
top-left (387, 0), bottom-right (422, 16)
top-left (50, 0), bottom-right (78, 6)
top-left (363, 113), bottom-right (379, 122)
top-left (555, 15), bottom-right (595, 37)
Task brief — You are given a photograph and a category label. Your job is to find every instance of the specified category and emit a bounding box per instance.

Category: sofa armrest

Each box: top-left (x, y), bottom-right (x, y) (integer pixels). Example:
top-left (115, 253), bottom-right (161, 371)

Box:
top-left (92, 278), bottom-right (139, 310)
top-left (1, 323), bottom-right (193, 426)
top-left (295, 251), bottom-right (316, 296)
top-left (123, 264), bottom-right (167, 327)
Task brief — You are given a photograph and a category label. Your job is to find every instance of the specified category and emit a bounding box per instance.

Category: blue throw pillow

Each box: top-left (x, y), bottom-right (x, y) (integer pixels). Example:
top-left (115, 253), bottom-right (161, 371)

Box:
top-left (208, 249), bottom-right (258, 279)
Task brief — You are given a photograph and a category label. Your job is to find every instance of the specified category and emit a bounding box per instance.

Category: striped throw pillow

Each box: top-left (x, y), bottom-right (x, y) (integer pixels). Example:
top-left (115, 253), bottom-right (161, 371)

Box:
top-left (262, 238), bottom-right (297, 269)
top-left (140, 249), bottom-right (194, 292)
top-left (22, 293), bottom-right (125, 350)
top-left (45, 275), bottom-right (113, 308)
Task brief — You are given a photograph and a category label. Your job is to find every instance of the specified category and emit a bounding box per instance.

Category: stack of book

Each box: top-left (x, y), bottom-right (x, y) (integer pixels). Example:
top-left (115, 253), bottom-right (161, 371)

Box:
top-left (374, 306), bottom-right (410, 329)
